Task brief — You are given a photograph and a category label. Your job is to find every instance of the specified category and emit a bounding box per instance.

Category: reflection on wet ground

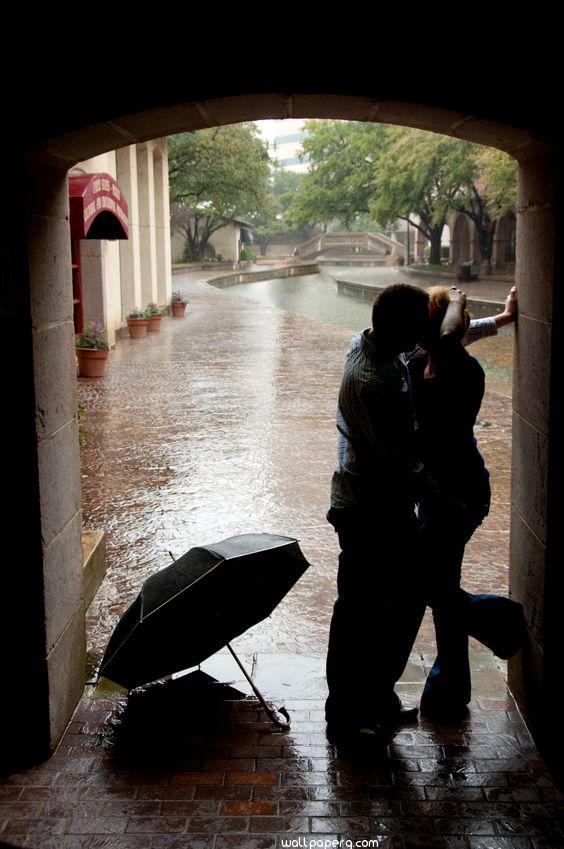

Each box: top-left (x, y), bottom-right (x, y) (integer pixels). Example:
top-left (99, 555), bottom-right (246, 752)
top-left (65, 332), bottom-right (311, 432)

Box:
top-left (81, 268), bottom-right (514, 669)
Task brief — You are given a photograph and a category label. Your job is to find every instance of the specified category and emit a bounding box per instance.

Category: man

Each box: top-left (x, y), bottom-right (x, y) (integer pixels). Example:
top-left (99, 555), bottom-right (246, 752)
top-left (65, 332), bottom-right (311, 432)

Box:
top-left (325, 283), bottom-right (431, 742)
top-left (325, 283), bottom-right (518, 742)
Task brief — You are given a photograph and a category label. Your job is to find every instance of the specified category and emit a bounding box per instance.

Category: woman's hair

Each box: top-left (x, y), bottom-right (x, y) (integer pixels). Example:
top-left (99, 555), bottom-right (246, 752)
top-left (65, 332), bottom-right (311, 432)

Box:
top-left (427, 285), bottom-right (471, 332)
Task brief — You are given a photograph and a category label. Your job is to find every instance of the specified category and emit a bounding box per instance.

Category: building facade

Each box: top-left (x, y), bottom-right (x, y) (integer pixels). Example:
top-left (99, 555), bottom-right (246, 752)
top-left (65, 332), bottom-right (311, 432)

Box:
top-left (71, 138), bottom-right (172, 346)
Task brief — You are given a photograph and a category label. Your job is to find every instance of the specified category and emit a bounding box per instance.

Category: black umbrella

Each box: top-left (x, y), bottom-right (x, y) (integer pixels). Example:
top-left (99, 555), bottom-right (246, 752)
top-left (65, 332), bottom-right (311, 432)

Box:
top-left (99, 533), bottom-right (310, 727)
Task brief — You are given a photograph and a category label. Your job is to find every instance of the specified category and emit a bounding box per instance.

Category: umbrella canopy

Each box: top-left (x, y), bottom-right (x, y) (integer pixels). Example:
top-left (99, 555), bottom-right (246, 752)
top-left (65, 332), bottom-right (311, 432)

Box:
top-left (99, 533), bottom-right (310, 690)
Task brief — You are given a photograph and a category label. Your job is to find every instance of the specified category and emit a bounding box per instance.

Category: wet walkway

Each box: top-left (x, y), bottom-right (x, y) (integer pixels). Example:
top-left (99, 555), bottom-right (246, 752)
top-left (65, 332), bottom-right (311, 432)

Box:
top-left (2, 269), bottom-right (563, 848)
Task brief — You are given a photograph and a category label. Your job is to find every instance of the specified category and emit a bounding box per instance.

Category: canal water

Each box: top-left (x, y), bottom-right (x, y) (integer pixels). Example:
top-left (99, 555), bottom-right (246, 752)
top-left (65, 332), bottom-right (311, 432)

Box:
top-left (221, 270), bottom-right (514, 398)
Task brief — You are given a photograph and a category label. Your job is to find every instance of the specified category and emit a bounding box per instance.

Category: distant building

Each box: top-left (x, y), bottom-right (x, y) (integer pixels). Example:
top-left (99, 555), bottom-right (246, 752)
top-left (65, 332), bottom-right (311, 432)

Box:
top-left (258, 119), bottom-right (310, 172)
top-left (171, 213), bottom-right (253, 263)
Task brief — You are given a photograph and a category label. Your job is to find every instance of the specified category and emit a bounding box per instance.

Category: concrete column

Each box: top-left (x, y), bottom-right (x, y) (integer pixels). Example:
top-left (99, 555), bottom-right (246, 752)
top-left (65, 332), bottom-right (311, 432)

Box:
top-left (1, 162), bottom-right (84, 764)
top-left (414, 229), bottom-right (427, 263)
top-left (508, 152), bottom-right (564, 778)
top-left (80, 239), bottom-right (122, 346)
top-left (469, 219), bottom-right (481, 266)
top-left (153, 139), bottom-right (172, 307)
top-left (80, 240), bottom-right (106, 324)
top-left (116, 146), bottom-right (142, 318)
top-left (492, 214), bottom-right (506, 270)
top-left (136, 143), bottom-right (158, 307)
top-left (450, 213), bottom-right (468, 264)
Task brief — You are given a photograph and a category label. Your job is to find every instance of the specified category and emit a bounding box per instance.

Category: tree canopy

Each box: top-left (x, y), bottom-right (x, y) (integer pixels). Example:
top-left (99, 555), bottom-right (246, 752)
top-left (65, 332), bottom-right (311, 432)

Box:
top-left (370, 129), bottom-right (477, 264)
top-left (284, 120), bottom-right (389, 232)
top-left (168, 123), bottom-right (270, 260)
top-left (249, 168), bottom-right (306, 256)
top-left (282, 120), bottom-right (518, 264)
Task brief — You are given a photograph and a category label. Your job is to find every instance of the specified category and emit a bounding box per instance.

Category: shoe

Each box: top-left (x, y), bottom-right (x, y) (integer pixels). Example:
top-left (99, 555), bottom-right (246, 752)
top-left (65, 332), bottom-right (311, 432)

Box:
top-left (381, 705), bottom-right (419, 725)
top-left (325, 702), bottom-right (418, 740)
top-left (326, 720), bottom-right (387, 746)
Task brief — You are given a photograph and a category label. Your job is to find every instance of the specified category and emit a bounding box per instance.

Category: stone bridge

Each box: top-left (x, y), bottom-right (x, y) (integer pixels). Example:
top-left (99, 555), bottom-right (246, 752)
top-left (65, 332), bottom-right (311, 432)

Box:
top-left (294, 230), bottom-right (404, 264)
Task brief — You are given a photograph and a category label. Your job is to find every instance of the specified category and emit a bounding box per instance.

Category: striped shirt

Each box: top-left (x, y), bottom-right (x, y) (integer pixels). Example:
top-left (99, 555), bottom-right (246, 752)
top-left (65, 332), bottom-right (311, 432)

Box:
top-left (330, 317), bottom-right (498, 509)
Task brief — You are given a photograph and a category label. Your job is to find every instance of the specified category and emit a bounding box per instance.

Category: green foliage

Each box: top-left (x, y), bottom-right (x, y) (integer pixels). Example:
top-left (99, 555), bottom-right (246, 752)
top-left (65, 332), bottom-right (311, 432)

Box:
top-left (77, 403), bottom-right (89, 447)
top-left (370, 129), bottom-right (479, 264)
top-left (127, 309), bottom-right (150, 320)
top-left (169, 124), bottom-right (271, 261)
top-left (171, 291), bottom-right (188, 305)
top-left (280, 119), bottom-right (517, 264)
top-left (239, 246), bottom-right (254, 262)
top-left (248, 168), bottom-right (306, 254)
top-left (75, 321), bottom-right (109, 350)
top-left (285, 120), bottom-right (390, 231)
top-left (146, 303), bottom-right (163, 316)
top-left (450, 148), bottom-right (517, 261)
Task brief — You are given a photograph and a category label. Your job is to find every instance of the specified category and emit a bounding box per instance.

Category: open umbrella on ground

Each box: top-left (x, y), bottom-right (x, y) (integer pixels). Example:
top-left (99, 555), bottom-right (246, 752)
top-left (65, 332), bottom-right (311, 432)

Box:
top-left (99, 533), bottom-right (311, 728)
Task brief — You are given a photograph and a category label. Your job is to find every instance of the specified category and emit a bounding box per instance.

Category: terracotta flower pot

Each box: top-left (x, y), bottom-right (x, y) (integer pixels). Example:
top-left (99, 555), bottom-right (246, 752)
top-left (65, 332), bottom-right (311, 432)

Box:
top-left (77, 347), bottom-right (108, 378)
top-left (127, 318), bottom-right (149, 338)
top-left (172, 302), bottom-right (186, 317)
top-left (148, 314), bottom-right (162, 332)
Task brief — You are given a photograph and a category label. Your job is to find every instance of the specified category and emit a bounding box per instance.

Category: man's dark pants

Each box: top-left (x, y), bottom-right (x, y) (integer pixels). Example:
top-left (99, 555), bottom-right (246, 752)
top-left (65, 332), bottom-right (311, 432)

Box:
top-left (325, 502), bottom-right (426, 727)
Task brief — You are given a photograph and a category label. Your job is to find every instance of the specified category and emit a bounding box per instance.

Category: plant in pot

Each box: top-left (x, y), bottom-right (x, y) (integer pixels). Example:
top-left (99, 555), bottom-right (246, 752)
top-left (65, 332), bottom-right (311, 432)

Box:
top-left (239, 246), bottom-right (254, 269)
top-left (146, 303), bottom-right (163, 332)
top-left (76, 322), bottom-right (109, 378)
top-left (171, 291), bottom-right (188, 318)
top-left (127, 309), bottom-right (150, 338)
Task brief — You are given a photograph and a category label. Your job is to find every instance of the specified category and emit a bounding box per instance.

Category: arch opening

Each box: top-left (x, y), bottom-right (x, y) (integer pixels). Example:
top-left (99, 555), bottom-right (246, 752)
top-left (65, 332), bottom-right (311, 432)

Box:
top-left (12, 91), bottom-right (559, 778)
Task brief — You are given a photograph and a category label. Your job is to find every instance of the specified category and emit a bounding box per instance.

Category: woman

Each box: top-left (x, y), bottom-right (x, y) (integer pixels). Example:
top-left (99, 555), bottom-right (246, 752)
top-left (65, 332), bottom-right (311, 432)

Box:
top-left (409, 286), bottom-right (522, 718)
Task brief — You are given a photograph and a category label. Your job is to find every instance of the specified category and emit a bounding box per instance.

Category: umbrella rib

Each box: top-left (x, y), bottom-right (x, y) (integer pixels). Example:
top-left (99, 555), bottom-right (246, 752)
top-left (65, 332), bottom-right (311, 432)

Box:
top-left (142, 556), bottom-right (227, 620)
top-left (144, 539), bottom-right (299, 621)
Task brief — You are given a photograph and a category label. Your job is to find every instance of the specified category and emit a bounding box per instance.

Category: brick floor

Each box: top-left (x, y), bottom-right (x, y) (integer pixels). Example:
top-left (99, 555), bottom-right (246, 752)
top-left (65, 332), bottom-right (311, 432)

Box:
top-left (2, 676), bottom-right (564, 847)
top-left (2, 268), bottom-right (562, 848)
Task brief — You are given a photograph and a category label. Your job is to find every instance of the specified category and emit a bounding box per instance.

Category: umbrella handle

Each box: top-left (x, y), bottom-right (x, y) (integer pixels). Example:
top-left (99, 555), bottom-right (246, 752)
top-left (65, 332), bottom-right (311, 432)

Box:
top-left (226, 643), bottom-right (291, 730)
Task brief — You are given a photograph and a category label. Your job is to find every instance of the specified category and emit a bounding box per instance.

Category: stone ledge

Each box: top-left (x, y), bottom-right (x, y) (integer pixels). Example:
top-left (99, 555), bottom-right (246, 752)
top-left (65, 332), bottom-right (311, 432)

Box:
top-left (82, 529), bottom-right (107, 611)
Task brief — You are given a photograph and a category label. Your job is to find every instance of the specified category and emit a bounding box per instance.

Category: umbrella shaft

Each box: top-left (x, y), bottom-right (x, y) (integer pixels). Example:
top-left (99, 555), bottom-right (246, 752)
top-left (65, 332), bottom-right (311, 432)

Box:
top-left (226, 643), bottom-right (290, 730)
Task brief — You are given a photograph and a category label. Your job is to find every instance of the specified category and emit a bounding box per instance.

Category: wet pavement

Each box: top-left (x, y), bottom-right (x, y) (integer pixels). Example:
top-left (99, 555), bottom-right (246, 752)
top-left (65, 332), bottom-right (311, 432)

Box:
top-left (3, 267), bottom-right (564, 848)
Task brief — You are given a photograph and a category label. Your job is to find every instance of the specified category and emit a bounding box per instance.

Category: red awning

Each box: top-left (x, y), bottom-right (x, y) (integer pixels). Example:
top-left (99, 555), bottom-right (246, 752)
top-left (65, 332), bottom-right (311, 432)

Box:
top-left (69, 172), bottom-right (129, 239)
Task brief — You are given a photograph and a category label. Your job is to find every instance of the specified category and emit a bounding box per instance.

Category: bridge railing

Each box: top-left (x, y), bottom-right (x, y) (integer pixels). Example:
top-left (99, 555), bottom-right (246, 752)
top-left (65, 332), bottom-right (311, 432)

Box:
top-left (295, 231), bottom-right (404, 259)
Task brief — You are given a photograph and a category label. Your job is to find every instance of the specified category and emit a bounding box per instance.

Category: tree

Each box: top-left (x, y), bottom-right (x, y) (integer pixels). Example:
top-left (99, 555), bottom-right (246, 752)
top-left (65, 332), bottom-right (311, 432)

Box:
top-left (248, 193), bottom-right (284, 256)
top-left (450, 148), bottom-right (517, 263)
top-left (370, 129), bottom-right (476, 265)
top-left (284, 120), bottom-right (390, 231)
top-left (249, 168), bottom-right (305, 256)
top-left (168, 124), bottom-right (270, 261)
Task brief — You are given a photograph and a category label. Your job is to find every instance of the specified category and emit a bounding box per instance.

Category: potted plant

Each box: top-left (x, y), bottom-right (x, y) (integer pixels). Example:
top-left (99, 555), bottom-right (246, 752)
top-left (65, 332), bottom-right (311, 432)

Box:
top-left (171, 291), bottom-right (188, 317)
top-left (239, 246), bottom-right (254, 269)
top-left (146, 303), bottom-right (163, 332)
top-left (75, 321), bottom-right (109, 378)
top-left (127, 309), bottom-right (150, 338)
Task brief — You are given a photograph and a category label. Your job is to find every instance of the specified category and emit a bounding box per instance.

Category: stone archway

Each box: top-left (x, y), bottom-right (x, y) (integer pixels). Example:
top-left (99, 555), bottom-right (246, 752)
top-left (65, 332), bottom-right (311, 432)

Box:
top-left (7, 91), bottom-right (561, 773)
